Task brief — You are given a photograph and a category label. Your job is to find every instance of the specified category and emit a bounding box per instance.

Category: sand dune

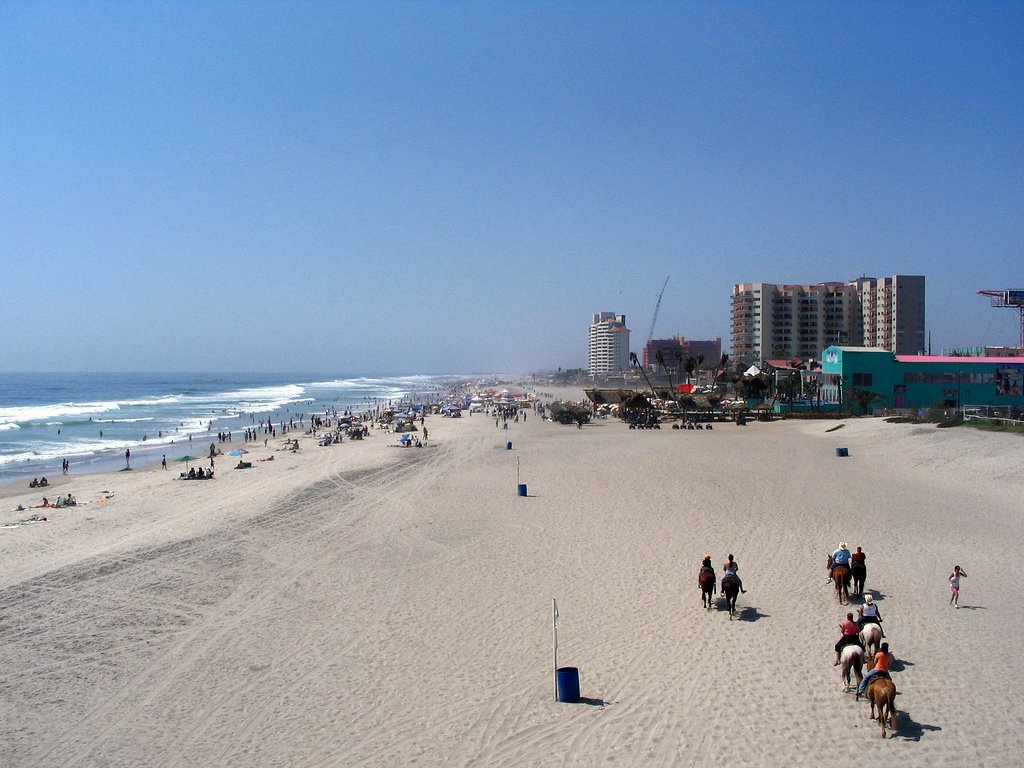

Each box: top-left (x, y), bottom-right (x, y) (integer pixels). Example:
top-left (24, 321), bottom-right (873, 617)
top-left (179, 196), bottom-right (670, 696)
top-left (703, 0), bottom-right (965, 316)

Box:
top-left (2, 403), bottom-right (1021, 766)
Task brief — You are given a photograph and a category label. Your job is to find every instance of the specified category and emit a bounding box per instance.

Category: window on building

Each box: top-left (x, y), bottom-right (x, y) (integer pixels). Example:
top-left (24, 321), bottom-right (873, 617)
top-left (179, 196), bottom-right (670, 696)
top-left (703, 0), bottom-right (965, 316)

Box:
top-left (852, 373), bottom-right (873, 386)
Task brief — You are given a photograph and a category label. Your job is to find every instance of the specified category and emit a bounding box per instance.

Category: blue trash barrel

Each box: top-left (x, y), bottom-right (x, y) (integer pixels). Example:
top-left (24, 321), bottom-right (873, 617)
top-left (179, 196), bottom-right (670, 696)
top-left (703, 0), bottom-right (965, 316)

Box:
top-left (556, 667), bottom-right (580, 702)
top-left (517, 483), bottom-right (527, 497)
top-left (836, 447), bottom-right (849, 457)
top-left (506, 441), bottom-right (513, 450)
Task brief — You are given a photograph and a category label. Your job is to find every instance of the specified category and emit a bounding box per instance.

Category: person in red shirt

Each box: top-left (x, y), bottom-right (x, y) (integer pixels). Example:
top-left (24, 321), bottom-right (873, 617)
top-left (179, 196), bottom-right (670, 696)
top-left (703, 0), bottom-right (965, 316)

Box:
top-left (858, 642), bottom-right (894, 694)
top-left (851, 547), bottom-right (866, 567)
top-left (834, 612), bottom-right (863, 665)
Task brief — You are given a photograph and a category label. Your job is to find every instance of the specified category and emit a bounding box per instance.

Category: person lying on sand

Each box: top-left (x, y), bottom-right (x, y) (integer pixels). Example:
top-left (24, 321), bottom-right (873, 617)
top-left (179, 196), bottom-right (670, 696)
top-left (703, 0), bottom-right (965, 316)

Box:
top-left (3, 513), bottom-right (47, 527)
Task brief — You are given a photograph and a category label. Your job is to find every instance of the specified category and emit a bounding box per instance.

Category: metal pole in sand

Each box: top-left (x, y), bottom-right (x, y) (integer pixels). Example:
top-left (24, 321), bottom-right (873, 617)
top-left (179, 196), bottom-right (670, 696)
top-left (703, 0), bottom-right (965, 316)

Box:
top-left (552, 598), bottom-right (558, 701)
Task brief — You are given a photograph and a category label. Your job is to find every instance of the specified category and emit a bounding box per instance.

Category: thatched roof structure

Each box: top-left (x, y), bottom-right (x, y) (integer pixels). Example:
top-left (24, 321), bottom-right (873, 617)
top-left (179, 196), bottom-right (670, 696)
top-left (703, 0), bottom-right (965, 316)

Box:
top-left (584, 388), bottom-right (635, 405)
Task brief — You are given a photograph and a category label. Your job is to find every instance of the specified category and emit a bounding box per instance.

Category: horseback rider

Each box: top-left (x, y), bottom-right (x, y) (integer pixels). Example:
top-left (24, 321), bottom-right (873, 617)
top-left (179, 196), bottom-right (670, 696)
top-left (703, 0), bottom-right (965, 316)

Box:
top-left (857, 593), bottom-right (884, 635)
top-left (827, 541), bottom-right (851, 582)
top-left (858, 642), bottom-right (894, 694)
top-left (834, 611), bottom-right (864, 665)
top-left (699, 555), bottom-right (716, 588)
top-left (721, 553), bottom-right (746, 593)
top-left (851, 546), bottom-right (866, 569)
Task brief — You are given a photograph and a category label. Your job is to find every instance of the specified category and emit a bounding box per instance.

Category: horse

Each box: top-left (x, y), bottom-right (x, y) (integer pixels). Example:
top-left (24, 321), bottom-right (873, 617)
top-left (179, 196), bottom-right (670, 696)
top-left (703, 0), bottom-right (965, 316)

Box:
top-left (831, 564), bottom-right (851, 605)
top-left (839, 644), bottom-right (864, 693)
top-left (859, 622), bottom-right (882, 662)
top-left (721, 574), bottom-right (741, 618)
top-left (698, 567), bottom-right (716, 610)
top-left (851, 561), bottom-right (866, 597)
top-left (864, 677), bottom-right (899, 738)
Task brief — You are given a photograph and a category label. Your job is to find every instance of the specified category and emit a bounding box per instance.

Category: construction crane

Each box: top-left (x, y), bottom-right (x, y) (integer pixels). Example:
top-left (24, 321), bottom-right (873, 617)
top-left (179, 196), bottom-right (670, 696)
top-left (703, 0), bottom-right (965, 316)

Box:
top-left (646, 276), bottom-right (670, 348)
top-left (977, 289), bottom-right (1024, 349)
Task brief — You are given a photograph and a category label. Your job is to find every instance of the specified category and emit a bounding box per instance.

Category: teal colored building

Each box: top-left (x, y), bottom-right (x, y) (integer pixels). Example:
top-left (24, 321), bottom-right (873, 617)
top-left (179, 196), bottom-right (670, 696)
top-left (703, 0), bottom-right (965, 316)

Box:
top-left (820, 346), bottom-right (1024, 414)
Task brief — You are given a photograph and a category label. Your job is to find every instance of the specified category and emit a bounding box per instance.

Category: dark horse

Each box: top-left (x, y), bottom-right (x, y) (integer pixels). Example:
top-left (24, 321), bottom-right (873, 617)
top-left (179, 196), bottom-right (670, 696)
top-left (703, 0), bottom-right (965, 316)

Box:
top-left (721, 574), bottom-right (741, 618)
top-left (832, 565), bottom-right (851, 605)
top-left (851, 561), bottom-right (866, 597)
top-left (699, 566), bottom-right (716, 610)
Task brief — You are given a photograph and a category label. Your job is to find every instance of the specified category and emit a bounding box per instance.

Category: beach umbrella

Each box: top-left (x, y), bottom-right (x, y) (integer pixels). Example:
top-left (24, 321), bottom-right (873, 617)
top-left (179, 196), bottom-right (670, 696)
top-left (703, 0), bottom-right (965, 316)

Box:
top-left (227, 449), bottom-right (249, 457)
top-left (175, 455), bottom-right (200, 470)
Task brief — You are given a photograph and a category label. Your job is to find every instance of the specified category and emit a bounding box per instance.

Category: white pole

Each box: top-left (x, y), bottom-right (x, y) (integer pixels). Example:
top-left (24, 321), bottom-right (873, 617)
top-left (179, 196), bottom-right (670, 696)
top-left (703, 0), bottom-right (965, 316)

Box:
top-left (552, 598), bottom-right (558, 701)
top-left (517, 457), bottom-right (521, 486)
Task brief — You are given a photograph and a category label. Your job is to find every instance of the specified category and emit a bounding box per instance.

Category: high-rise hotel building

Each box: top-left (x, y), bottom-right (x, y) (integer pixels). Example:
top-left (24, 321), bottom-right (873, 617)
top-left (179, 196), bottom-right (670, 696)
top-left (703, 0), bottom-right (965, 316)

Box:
top-left (731, 276), bottom-right (925, 364)
top-left (588, 312), bottom-right (631, 374)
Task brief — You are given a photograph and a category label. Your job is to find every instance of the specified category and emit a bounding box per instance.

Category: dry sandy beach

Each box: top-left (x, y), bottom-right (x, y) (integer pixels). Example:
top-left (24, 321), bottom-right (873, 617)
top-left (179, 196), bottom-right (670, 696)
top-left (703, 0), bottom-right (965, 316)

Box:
top-left (2, 391), bottom-right (1022, 767)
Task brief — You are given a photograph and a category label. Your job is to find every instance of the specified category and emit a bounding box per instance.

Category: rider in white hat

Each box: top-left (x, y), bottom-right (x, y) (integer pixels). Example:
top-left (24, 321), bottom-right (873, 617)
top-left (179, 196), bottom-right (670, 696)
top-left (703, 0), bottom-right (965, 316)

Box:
top-left (827, 541), bottom-right (852, 583)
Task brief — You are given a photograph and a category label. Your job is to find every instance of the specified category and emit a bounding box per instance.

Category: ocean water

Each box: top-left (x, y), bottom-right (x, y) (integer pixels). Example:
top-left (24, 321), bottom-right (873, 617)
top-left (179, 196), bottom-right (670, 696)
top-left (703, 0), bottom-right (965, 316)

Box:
top-left (0, 372), bottom-right (461, 482)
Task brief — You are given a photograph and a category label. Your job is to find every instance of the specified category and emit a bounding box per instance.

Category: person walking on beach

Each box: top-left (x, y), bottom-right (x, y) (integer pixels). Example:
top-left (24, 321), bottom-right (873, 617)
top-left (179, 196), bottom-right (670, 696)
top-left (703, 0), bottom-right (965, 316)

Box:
top-left (162, 454), bottom-right (167, 470)
top-left (949, 565), bottom-right (967, 607)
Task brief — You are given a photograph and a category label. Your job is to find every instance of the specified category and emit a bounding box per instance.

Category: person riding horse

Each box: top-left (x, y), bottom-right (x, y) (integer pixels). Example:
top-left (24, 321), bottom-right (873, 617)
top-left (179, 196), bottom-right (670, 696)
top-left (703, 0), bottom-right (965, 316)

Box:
top-left (700, 555), bottom-right (715, 577)
top-left (698, 555), bottom-right (717, 605)
top-left (857, 593), bottom-right (884, 635)
top-left (721, 554), bottom-right (746, 594)
top-left (834, 612), bottom-right (864, 665)
top-left (827, 541), bottom-right (852, 583)
top-left (857, 642), bottom-right (894, 696)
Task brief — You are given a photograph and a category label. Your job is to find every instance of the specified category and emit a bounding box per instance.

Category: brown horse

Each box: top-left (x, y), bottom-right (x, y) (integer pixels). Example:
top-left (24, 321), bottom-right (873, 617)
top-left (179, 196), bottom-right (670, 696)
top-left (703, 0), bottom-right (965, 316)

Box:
top-left (864, 678), bottom-right (899, 737)
top-left (839, 644), bottom-right (864, 693)
top-left (698, 567), bottom-right (716, 610)
top-left (831, 565), bottom-right (851, 604)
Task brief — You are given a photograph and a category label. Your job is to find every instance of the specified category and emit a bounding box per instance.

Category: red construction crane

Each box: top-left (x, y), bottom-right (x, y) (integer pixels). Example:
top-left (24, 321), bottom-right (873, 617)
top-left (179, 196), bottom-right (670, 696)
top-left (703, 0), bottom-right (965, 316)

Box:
top-left (977, 290), bottom-right (1024, 348)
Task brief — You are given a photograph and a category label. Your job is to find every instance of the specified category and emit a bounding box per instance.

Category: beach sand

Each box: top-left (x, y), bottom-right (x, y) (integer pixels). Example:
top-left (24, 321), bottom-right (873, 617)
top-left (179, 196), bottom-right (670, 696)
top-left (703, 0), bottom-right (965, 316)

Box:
top-left (2, 396), bottom-right (1022, 766)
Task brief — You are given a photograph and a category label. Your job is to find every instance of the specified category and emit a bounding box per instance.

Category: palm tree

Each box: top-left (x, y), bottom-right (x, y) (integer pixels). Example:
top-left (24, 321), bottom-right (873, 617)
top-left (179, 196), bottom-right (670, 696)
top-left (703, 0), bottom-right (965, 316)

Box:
top-left (712, 354), bottom-right (729, 393)
top-left (630, 352), bottom-right (657, 398)
top-left (684, 356), bottom-right (697, 386)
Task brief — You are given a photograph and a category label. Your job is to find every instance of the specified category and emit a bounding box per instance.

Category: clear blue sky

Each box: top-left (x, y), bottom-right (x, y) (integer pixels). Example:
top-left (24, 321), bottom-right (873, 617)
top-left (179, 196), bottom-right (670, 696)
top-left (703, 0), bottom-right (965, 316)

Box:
top-left (2, 1), bottom-right (1022, 373)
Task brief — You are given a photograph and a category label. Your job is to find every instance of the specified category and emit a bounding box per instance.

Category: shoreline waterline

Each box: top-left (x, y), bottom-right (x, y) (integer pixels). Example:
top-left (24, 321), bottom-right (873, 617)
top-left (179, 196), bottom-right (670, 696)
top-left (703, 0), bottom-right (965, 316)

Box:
top-left (0, 371), bottom-right (471, 482)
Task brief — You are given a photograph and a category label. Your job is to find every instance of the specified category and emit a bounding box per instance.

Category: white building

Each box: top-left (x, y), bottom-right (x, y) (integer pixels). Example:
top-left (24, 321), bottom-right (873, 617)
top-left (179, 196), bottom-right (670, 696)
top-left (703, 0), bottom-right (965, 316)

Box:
top-left (588, 312), bottom-right (630, 374)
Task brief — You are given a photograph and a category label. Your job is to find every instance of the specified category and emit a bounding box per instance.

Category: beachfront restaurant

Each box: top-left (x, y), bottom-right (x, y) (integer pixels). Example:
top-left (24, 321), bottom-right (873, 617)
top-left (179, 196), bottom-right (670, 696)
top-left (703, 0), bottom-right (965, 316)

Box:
top-left (819, 346), bottom-right (1024, 414)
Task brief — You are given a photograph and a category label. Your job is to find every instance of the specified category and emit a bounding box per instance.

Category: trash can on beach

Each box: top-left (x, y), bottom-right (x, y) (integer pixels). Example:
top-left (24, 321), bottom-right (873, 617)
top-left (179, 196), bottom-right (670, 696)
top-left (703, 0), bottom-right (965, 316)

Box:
top-left (835, 447), bottom-right (849, 457)
top-left (517, 483), bottom-right (528, 497)
top-left (556, 667), bottom-right (580, 703)
top-left (506, 441), bottom-right (513, 450)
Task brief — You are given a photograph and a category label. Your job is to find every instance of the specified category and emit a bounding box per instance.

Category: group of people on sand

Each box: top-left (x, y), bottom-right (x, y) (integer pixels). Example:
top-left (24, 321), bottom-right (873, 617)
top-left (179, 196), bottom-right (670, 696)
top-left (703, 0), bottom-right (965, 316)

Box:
top-left (827, 542), bottom-right (893, 695)
top-left (180, 467), bottom-right (214, 480)
top-left (699, 553), bottom-right (747, 594)
top-left (826, 541), bottom-right (969, 702)
top-left (28, 477), bottom-right (49, 488)
top-left (36, 493), bottom-right (76, 508)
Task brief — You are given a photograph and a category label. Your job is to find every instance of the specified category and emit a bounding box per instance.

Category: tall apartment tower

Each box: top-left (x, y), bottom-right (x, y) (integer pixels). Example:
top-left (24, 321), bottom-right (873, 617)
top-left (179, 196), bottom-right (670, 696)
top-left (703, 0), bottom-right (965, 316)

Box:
top-left (731, 282), bottom-right (857, 363)
top-left (849, 275), bottom-right (926, 355)
top-left (731, 276), bottom-right (926, 363)
top-left (588, 312), bottom-right (631, 374)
